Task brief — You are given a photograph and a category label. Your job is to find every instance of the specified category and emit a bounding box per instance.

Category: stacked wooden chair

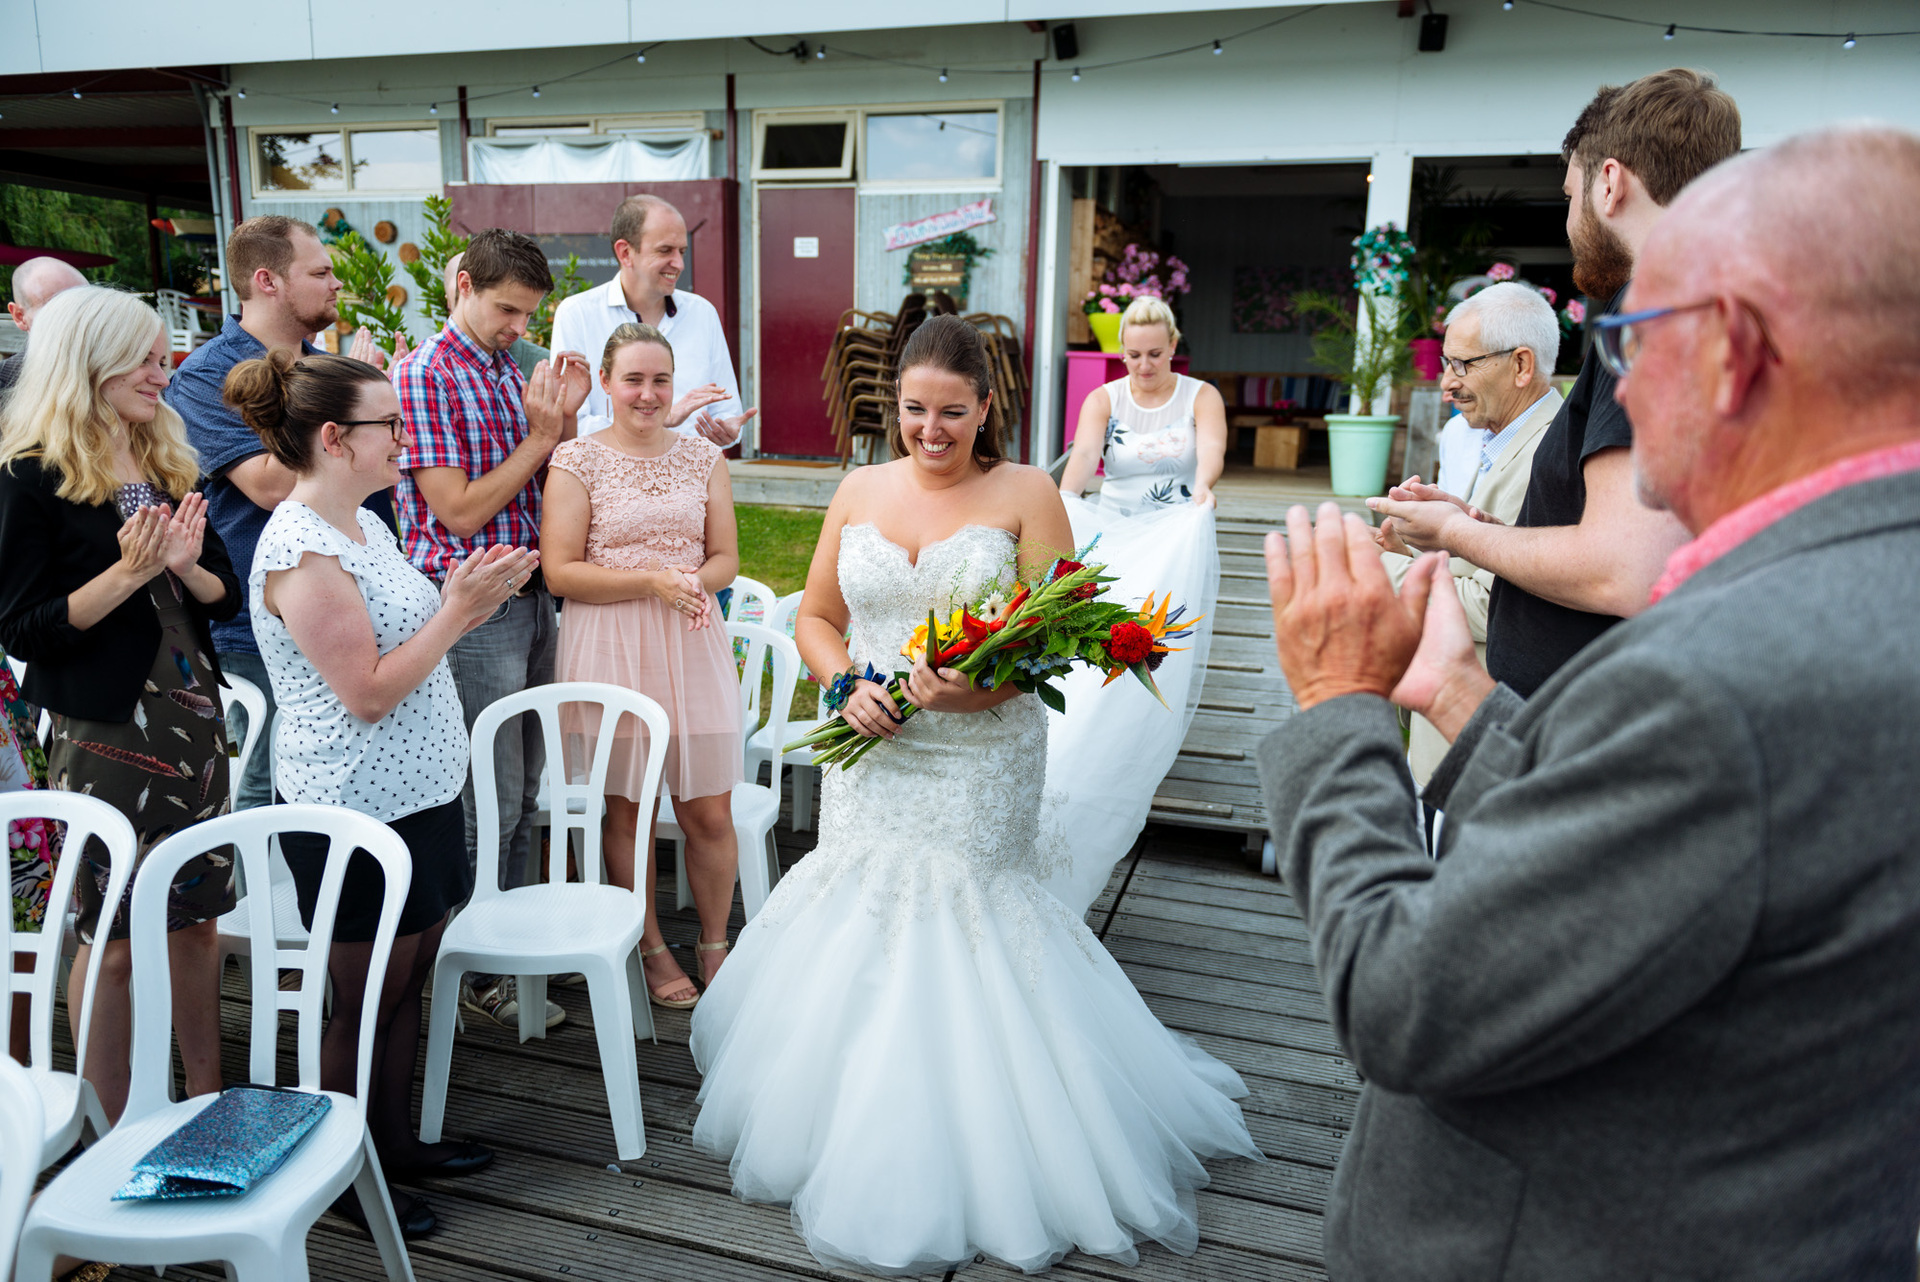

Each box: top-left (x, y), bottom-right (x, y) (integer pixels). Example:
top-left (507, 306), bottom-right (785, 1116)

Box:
top-left (820, 294), bottom-right (1028, 463)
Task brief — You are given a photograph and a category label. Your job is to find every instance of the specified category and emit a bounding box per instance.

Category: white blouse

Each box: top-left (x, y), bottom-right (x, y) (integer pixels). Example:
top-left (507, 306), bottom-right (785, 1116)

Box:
top-left (250, 503), bottom-right (466, 823)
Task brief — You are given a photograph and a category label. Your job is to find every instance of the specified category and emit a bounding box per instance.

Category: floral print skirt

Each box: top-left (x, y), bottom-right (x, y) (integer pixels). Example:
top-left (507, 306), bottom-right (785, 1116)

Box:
top-left (47, 579), bottom-right (237, 943)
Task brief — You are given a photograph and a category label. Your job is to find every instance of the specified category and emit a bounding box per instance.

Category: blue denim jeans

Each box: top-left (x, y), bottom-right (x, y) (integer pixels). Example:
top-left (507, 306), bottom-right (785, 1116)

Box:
top-left (215, 649), bottom-right (276, 812)
top-left (445, 586), bottom-right (558, 892)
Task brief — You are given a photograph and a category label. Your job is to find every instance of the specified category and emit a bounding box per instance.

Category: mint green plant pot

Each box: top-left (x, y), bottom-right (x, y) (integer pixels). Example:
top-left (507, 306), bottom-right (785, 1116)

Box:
top-left (1325, 414), bottom-right (1400, 496)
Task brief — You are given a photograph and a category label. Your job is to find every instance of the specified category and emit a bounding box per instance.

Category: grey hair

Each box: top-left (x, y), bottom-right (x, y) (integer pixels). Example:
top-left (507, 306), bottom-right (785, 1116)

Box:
top-left (1445, 281), bottom-right (1560, 372)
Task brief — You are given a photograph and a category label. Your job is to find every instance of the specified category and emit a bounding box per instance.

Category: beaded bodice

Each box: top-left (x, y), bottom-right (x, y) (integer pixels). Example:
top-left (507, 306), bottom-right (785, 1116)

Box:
top-left (551, 434), bottom-right (721, 571)
top-left (755, 521), bottom-right (1089, 978)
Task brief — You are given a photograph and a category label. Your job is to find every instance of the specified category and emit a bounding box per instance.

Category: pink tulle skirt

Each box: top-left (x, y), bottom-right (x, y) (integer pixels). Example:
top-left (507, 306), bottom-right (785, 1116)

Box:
top-left (556, 596), bottom-right (742, 803)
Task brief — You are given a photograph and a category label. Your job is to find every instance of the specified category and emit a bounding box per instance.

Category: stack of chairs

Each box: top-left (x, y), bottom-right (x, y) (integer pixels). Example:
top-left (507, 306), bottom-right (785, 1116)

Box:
top-left (820, 293), bottom-right (1028, 463)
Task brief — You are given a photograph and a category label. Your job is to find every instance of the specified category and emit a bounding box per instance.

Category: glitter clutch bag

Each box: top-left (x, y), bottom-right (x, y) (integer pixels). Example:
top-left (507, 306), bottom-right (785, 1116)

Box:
top-left (114, 1086), bottom-right (332, 1201)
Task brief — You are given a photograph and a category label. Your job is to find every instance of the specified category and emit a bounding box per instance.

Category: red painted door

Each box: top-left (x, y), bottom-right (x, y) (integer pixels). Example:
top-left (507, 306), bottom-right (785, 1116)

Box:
top-left (757, 185), bottom-right (855, 457)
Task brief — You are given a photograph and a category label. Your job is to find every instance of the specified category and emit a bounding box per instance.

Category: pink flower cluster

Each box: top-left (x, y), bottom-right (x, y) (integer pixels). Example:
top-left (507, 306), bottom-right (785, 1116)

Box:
top-left (1486, 262), bottom-right (1517, 282)
top-left (1564, 298), bottom-right (1587, 325)
top-left (7, 815), bottom-right (50, 859)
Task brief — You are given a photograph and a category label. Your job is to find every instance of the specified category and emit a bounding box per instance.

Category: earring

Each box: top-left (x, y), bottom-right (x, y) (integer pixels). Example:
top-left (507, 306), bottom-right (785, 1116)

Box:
top-left (976, 423), bottom-right (986, 434)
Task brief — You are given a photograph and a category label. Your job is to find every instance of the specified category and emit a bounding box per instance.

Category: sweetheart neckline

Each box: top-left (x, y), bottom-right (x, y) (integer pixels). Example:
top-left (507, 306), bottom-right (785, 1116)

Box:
top-left (844, 521), bottom-right (1015, 570)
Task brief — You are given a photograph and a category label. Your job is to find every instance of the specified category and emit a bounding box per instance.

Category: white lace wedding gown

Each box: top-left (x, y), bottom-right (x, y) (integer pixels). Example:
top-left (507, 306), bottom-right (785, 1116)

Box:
top-left (690, 522), bottom-right (1261, 1276)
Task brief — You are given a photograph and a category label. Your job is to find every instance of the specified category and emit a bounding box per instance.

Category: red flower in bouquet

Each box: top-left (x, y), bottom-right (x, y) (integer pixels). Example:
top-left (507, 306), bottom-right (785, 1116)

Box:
top-left (1107, 622), bottom-right (1154, 666)
top-left (1051, 559), bottom-right (1098, 601)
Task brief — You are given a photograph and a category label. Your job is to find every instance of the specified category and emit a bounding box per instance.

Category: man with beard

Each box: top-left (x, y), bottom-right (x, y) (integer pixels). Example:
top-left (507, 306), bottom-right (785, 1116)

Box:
top-left (170, 215), bottom-right (393, 810)
top-left (1367, 69), bottom-right (1741, 696)
top-left (1261, 123), bottom-right (1920, 1281)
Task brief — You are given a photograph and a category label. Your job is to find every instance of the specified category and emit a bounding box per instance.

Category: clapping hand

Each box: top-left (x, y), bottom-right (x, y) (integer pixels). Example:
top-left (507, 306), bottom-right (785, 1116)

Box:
top-left (1365, 477), bottom-right (1497, 552)
top-left (442, 545), bottom-right (539, 631)
top-left (157, 493), bottom-right (209, 576)
top-left (347, 328), bottom-right (410, 373)
top-left (666, 384), bottom-right (731, 429)
top-left (691, 407), bottom-right (758, 448)
top-left (551, 352), bottom-right (592, 416)
top-left (523, 360), bottom-right (570, 448)
top-left (1265, 502), bottom-right (1435, 711)
top-left (114, 506), bottom-right (172, 582)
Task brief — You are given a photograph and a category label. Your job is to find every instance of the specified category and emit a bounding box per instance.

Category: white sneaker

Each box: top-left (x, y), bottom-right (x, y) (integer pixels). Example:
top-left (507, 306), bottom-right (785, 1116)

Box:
top-left (461, 977), bottom-right (565, 1030)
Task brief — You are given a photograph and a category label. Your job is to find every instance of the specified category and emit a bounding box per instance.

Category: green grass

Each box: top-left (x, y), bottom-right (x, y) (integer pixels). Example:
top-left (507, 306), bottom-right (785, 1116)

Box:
top-left (735, 504), bottom-right (825, 596)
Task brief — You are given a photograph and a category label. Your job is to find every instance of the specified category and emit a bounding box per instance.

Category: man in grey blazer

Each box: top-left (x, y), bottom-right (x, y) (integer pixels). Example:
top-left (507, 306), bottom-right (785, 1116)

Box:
top-left (1256, 125), bottom-right (1920, 1281)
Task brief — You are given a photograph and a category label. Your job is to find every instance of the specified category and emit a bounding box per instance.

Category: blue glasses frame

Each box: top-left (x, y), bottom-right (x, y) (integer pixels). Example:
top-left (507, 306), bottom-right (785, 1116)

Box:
top-left (1591, 297), bottom-right (1781, 378)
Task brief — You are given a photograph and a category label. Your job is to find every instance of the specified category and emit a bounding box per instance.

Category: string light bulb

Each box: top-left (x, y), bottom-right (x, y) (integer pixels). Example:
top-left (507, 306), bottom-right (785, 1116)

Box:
top-left (1663, 23), bottom-right (1675, 39)
top-left (816, 44), bottom-right (826, 59)
top-left (428, 103), bottom-right (438, 114)
top-left (1843, 32), bottom-right (1857, 48)
top-left (329, 102), bottom-right (339, 113)
top-left (938, 68), bottom-right (948, 82)
top-left (1212, 40), bottom-right (1223, 54)
top-left (1071, 67), bottom-right (1082, 82)
top-left (1502, 1), bottom-right (1513, 8)
top-left (531, 85), bottom-right (541, 97)
top-left (636, 52), bottom-right (646, 64)
top-left (72, 90), bottom-right (82, 99)
top-left (236, 87), bottom-right (247, 98)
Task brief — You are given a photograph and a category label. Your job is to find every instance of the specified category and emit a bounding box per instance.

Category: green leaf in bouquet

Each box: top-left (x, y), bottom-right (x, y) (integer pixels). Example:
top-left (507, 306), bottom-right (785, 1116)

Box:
top-left (1035, 681), bottom-right (1067, 714)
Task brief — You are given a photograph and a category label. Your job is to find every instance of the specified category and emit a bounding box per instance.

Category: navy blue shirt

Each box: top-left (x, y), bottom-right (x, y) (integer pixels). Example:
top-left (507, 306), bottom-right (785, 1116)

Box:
top-left (168, 316), bottom-right (393, 655)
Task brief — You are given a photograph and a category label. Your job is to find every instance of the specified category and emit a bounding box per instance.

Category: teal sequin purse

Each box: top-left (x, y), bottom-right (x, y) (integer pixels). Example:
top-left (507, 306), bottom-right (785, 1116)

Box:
top-left (114, 1086), bottom-right (332, 1201)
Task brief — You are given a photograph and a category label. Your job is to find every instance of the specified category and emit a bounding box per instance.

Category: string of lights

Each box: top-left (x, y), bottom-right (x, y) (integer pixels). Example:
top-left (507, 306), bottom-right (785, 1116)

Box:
top-left (9, 1), bottom-right (1916, 114)
top-left (1505, 0), bottom-right (1919, 46)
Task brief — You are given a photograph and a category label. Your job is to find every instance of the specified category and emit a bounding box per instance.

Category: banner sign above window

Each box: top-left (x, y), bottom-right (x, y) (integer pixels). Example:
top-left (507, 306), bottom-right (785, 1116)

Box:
top-left (884, 199), bottom-right (995, 252)
top-left (469, 135), bottom-right (707, 185)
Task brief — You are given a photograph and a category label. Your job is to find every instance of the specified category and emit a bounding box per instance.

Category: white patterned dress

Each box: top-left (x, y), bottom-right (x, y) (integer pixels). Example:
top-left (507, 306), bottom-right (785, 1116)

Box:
top-left (690, 522), bottom-right (1260, 1277)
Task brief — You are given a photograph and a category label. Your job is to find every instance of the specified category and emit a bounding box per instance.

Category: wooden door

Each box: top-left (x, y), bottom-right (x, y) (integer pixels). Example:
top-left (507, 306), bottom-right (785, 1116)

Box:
top-left (756, 185), bottom-right (855, 457)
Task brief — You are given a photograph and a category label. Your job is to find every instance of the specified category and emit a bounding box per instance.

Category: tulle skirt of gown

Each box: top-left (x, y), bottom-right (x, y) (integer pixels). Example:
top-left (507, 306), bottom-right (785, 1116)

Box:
top-left (1039, 498), bottom-right (1219, 919)
top-left (689, 691), bottom-right (1261, 1276)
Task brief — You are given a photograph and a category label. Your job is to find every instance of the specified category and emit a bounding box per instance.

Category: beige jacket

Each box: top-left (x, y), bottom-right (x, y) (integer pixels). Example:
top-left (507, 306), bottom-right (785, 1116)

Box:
top-left (1384, 387), bottom-right (1562, 783)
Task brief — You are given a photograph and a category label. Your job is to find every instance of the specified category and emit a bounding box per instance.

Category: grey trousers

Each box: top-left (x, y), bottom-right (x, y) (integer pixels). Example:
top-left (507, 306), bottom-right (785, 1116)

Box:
top-left (445, 587), bottom-right (558, 893)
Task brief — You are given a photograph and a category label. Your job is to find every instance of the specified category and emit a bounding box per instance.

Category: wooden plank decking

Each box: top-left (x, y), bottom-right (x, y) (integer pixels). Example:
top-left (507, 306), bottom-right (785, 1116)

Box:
top-left (78, 810), bottom-right (1343, 1282)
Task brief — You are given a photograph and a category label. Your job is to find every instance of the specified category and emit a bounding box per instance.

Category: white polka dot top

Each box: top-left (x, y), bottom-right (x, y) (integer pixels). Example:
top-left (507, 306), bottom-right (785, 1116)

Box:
top-left (251, 503), bottom-right (467, 822)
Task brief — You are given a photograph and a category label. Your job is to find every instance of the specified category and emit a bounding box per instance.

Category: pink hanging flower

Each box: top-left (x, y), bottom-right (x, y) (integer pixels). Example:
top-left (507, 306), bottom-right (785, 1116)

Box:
top-left (1564, 298), bottom-right (1587, 324)
top-left (1537, 286), bottom-right (1557, 304)
top-left (1487, 262), bottom-right (1517, 282)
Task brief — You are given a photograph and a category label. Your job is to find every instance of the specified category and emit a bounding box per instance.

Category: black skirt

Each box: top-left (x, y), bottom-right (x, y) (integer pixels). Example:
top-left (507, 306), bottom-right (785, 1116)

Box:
top-left (276, 796), bottom-right (472, 943)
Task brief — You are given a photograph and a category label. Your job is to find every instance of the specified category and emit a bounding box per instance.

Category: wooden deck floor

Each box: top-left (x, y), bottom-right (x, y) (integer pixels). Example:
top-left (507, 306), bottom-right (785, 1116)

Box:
top-left (87, 812), bottom-right (1341, 1282)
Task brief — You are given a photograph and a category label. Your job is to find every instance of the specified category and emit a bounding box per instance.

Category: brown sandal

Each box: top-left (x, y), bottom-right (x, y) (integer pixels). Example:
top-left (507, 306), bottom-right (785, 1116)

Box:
top-left (639, 944), bottom-right (699, 1010)
top-left (695, 937), bottom-right (730, 985)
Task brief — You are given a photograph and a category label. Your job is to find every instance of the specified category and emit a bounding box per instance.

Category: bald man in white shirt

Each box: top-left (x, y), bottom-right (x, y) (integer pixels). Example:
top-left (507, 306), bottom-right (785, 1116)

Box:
top-left (550, 194), bottom-right (756, 447)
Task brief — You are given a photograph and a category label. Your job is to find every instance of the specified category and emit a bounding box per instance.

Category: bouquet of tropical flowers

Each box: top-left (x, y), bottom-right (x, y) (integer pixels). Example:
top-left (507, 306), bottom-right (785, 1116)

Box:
top-left (785, 553), bottom-right (1201, 771)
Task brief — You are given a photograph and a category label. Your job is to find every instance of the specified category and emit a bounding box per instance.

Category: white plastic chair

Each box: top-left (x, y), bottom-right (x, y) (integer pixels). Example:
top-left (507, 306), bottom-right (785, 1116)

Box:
top-left (666, 622), bottom-right (798, 922)
top-left (0, 1056), bottom-right (46, 1275)
top-left (421, 682), bottom-right (667, 1162)
top-left (16, 804), bottom-right (417, 1282)
top-left (0, 792), bottom-right (134, 1171)
top-left (745, 589), bottom-right (823, 831)
top-left (217, 672), bottom-right (268, 814)
top-left (155, 288), bottom-right (211, 358)
top-left (215, 713), bottom-right (311, 981)
top-left (726, 575), bottom-right (779, 742)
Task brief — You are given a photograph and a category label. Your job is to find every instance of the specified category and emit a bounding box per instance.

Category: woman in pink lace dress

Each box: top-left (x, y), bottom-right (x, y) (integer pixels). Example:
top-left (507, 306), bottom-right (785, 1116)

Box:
top-left (542, 323), bottom-right (742, 1010)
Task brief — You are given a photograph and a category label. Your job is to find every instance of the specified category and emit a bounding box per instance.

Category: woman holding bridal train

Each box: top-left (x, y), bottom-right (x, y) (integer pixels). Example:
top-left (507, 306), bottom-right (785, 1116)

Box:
top-left (689, 316), bottom-right (1260, 1276)
top-left (1047, 296), bottom-right (1227, 917)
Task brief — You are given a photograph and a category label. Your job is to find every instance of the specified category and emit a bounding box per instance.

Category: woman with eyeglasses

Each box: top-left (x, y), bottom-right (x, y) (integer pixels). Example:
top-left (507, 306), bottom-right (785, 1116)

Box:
top-left (224, 347), bottom-right (537, 1239)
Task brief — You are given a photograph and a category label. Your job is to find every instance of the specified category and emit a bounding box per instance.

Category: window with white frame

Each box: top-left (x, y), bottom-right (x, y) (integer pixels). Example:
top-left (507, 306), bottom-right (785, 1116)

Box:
top-left (252, 126), bottom-right (440, 195)
top-left (752, 104), bottom-right (1003, 189)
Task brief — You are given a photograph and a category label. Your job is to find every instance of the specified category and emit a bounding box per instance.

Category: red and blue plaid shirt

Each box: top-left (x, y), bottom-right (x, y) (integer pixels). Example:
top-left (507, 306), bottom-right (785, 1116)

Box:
top-left (395, 324), bottom-right (538, 577)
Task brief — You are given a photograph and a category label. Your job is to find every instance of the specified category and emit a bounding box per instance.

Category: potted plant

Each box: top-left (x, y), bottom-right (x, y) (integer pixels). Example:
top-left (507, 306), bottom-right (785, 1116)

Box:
top-left (1295, 224), bottom-right (1420, 496)
top-left (1081, 243), bottom-right (1191, 353)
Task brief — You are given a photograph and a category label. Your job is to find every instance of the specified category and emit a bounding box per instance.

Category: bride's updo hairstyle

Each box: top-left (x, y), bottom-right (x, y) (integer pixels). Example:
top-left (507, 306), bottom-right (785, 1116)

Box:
top-left (223, 348), bottom-right (389, 474)
top-left (1119, 295), bottom-right (1181, 348)
top-left (601, 321), bottom-right (675, 376)
top-left (888, 314), bottom-right (1002, 471)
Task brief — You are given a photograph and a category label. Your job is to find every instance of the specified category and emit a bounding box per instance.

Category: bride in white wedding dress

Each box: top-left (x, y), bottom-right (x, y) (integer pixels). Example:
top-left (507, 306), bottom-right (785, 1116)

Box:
top-left (690, 317), bottom-right (1261, 1276)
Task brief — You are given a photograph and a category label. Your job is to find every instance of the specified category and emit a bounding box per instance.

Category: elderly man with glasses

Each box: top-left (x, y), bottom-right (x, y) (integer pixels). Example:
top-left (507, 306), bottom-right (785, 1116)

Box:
top-left (1377, 282), bottom-right (1562, 786)
top-left (1254, 124), bottom-right (1920, 1281)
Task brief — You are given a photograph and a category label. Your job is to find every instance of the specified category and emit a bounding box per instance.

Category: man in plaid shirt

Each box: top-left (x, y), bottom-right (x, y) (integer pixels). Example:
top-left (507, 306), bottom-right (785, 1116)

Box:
top-left (397, 229), bottom-right (590, 1028)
